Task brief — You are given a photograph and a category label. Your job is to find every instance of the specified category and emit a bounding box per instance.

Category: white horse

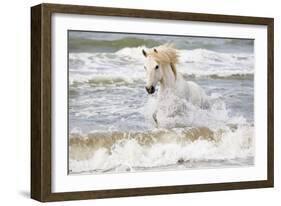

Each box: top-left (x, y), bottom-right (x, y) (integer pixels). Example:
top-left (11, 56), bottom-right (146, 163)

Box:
top-left (142, 44), bottom-right (209, 125)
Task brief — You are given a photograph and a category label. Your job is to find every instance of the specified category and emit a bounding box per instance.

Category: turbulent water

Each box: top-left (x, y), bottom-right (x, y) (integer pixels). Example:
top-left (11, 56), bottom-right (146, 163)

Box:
top-left (68, 31), bottom-right (254, 175)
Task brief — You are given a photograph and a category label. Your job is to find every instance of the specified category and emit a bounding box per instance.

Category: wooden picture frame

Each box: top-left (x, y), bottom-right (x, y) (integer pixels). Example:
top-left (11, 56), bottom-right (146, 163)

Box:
top-left (31, 3), bottom-right (274, 202)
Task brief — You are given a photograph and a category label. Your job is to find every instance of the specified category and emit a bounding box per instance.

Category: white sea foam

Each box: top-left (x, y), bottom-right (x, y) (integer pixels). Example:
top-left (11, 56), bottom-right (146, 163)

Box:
top-left (69, 82), bottom-right (254, 174)
top-left (69, 47), bottom-right (254, 87)
top-left (69, 125), bottom-right (254, 174)
top-left (69, 73), bottom-right (139, 86)
top-left (68, 46), bottom-right (254, 174)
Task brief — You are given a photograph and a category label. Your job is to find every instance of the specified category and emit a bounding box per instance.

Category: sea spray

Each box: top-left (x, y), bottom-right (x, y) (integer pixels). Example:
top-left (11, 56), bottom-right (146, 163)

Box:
top-left (69, 126), bottom-right (253, 174)
top-left (68, 43), bottom-right (254, 174)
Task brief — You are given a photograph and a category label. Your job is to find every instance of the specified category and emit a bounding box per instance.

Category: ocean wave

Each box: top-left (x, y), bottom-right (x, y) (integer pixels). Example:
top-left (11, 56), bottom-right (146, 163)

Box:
top-left (69, 73), bottom-right (253, 88)
top-left (69, 47), bottom-right (254, 66)
top-left (114, 47), bottom-right (254, 66)
top-left (69, 79), bottom-right (254, 174)
top-left (181, 48), bottom-right (254, 64)
top-left (69, 47), bottom-right (254, 86)
top-left (69, 74), bottom-right (144, 87)
top-left (69, 37), bottom-right (160, 53)
top-left (69, 31), bottom-right (254, 53)
top-left (67, 40), bottom-right (255, 174)
top-left (182, 73), bottom-right (254, 80)
top-left (69, 125), bottom-right (254, 174)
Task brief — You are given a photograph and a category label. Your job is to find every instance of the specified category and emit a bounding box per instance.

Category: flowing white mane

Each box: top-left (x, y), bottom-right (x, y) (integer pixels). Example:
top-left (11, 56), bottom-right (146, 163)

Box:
top-left (146, 44), bottom-right (179, 78)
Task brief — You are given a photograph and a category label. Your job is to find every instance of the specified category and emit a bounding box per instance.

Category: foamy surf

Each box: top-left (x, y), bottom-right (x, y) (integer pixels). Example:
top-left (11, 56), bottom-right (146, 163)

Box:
top-left (69, 84), bottom-right (254, 174)
top-left (68, 32), bottom-right (255, 175)
top-left (69, 47), bottom-right (254, 87)
top-left (69, 125), bottom-right (254, 174)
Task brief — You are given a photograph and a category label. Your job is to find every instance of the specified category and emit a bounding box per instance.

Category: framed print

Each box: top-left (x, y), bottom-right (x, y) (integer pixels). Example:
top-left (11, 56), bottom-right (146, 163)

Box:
top-left (31, 3), bottom-right (274, 202)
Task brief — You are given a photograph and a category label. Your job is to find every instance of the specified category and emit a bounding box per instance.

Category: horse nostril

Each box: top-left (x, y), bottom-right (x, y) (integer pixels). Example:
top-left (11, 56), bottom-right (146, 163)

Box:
top-left (145, 86), bottom-right (155, 94)
top-left (145, 86), bottom-right (149, 93)
top-left (151, 86), bottom-right (155, 94)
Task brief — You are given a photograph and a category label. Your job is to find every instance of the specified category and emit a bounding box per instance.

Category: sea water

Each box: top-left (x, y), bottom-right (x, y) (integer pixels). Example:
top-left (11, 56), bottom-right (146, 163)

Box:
top-left (68, 32), bottom-right (254, 174)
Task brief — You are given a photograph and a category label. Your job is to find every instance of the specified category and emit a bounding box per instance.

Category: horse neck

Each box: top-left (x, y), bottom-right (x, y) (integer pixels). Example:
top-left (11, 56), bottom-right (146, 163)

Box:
top-left (159, 64), bottom-right (177, 92)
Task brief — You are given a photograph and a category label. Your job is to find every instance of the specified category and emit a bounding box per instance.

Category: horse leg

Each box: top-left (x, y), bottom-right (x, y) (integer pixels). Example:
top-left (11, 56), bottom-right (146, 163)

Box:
top-left (153, 111), bottom-right (158, 127)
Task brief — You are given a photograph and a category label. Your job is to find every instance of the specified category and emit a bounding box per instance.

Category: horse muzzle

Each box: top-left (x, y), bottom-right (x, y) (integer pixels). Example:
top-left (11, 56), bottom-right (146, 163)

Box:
top-left (145, 86), bottom-right (155, 94)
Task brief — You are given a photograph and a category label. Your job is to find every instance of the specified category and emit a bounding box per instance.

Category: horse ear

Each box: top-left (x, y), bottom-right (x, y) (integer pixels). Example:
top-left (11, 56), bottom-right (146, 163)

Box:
top-left (142, 49), bottom-right (147, 57)
top-left (154, 48), bottom-right (158, 53)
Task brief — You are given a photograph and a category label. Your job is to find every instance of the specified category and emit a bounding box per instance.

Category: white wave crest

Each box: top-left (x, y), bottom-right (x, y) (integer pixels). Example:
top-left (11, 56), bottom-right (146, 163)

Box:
top-left (69, 47), bottom-right (254, 85)
top-left (69, 125), bottom-right (254, 174)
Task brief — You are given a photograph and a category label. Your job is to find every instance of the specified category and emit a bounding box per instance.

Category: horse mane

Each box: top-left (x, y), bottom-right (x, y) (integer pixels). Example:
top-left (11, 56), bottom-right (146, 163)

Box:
top-left (147, 44), bottom-right (179, 79)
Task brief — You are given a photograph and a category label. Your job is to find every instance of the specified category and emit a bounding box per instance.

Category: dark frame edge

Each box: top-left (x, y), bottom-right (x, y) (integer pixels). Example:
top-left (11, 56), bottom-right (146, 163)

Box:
top-left (31, 4), bottom-right (43, 201)
top-left (31, 4), bottom-right (53, 202)
top-left (42, 180), bottom-right (272, 202)
top-left (267, 18), bottom-right (274, 187)
top-left (31, 3), bottom-right (274, 202)
top-left (41, 3), bottom-right (274, 25)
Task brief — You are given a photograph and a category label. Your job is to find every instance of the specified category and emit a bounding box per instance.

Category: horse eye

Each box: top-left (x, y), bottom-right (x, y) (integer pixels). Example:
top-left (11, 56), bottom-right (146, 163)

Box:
top-left (155, 65), bottom-right (159, 70)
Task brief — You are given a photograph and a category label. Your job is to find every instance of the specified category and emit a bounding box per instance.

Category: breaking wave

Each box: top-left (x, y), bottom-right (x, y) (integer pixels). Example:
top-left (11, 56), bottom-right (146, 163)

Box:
top-left (69, 47), bottom-right (254, 87)
top-left (69, 126), bottom-right (254, 174)
top-left (69, 37), bottom-right (160, 53)
top-left (68, 44), bottom-right (255, 174)
top-left (69, 83), bottom-right (254, 174)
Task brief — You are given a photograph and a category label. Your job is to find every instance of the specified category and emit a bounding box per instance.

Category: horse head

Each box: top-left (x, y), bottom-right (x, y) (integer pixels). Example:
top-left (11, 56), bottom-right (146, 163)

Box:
top-left (142, 48), bottom-right (163, 94)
